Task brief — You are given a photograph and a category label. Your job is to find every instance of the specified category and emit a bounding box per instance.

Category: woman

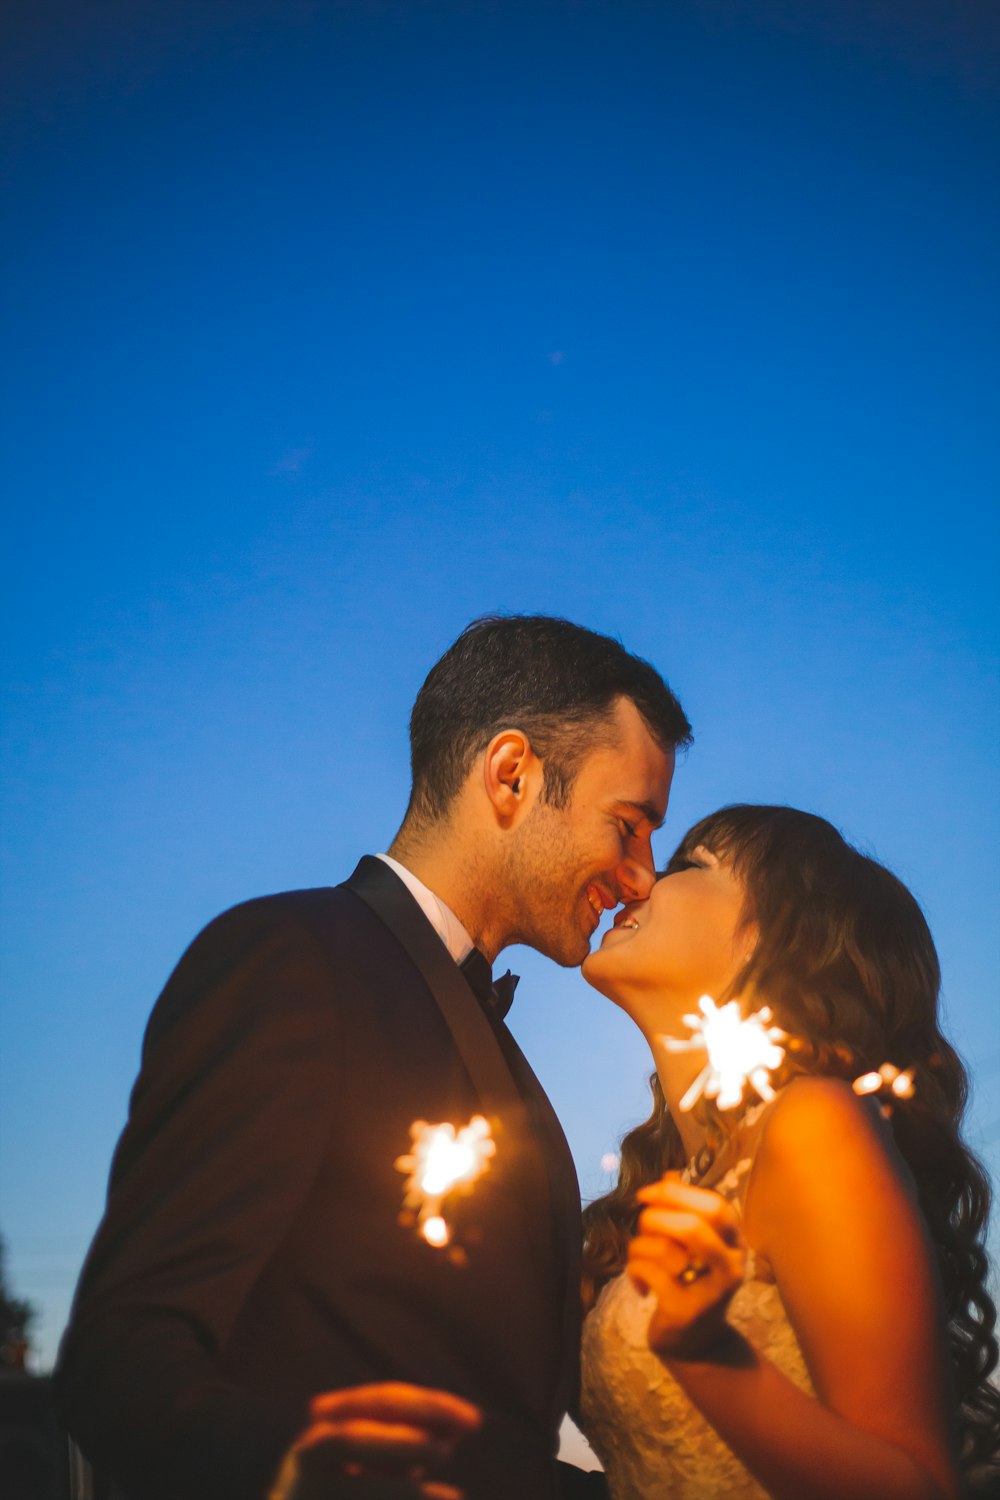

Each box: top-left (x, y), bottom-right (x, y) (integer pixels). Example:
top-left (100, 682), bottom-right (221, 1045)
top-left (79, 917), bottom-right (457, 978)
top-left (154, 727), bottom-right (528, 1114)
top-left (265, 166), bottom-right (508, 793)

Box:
top-left (577, 805), bottom-right (999, 1500)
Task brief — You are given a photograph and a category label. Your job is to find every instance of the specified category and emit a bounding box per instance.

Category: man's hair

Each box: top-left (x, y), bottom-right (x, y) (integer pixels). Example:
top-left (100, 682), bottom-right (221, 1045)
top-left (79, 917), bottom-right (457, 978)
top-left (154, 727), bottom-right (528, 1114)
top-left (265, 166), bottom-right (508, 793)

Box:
top-left (405, 614), bottom-right (692, 822)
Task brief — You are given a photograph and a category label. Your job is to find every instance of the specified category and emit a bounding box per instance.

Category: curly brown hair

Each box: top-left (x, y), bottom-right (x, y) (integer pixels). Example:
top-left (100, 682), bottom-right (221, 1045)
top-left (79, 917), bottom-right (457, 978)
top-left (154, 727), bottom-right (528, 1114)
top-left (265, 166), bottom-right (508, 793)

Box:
top-left (581, 804), bottom-right (1000, 1468)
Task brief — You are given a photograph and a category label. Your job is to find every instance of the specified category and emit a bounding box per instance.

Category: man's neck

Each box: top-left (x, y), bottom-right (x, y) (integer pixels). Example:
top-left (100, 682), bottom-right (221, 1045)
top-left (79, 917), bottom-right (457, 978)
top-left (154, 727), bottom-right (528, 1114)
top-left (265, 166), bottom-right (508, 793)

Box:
top-left (376, 854), bottom-right (475, 965)
top-left (387, 832), bottom-right (504, 963)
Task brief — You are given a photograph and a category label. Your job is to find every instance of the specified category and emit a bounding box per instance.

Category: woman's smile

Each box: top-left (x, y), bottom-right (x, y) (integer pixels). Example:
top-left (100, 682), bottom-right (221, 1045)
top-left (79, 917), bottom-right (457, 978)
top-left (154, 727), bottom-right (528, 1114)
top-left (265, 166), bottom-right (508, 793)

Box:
top-left (607, 903), bottom-right (643, 934)
top-left (583, 846), bottom-right (753, 1019)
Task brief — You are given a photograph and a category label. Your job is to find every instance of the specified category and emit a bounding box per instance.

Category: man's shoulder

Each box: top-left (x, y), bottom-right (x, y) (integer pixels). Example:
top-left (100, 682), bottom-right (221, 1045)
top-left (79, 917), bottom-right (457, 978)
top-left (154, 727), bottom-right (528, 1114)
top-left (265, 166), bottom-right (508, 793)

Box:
top-left (204, 856), bottom-right (393, 930)
top-left (214, 883), bottom-right (349, 925)
top-left (143, 878), bottom-right (387, 1050)
top-left (199, 856), bottom-right (410, 950)
top-left (188, 879), bottom-right (373, 959)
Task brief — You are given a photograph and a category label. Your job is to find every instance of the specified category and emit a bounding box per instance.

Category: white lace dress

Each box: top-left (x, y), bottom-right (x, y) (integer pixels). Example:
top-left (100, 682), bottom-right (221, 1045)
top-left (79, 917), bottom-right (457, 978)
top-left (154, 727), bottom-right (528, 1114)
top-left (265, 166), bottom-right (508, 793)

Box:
top-left (578, 1102), bottom-right (815, 1500)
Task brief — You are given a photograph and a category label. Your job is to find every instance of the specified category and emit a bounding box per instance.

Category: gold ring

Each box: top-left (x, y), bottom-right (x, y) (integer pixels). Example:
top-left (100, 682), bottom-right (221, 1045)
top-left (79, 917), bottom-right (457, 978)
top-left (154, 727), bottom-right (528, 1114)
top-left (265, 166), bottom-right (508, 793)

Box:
top-left (677, 1261), bottom-right (711, 1285)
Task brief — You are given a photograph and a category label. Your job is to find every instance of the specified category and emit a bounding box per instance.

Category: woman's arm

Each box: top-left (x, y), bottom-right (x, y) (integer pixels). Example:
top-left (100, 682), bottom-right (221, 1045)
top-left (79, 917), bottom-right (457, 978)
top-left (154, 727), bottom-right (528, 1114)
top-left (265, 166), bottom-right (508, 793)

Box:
top-left (629, 1079), bottom-right (960, 1500)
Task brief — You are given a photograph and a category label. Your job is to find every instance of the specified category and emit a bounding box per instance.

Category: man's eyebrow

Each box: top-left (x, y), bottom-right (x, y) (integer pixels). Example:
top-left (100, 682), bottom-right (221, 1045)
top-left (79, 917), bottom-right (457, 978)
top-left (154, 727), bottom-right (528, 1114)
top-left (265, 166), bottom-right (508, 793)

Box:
top-left (619, 799), bottom-right (665, 831)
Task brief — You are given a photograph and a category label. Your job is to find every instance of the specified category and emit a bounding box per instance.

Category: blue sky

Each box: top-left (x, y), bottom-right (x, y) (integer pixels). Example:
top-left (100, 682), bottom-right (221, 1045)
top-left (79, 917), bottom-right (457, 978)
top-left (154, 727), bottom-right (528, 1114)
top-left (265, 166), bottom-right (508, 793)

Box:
top-left (1, 0), bottom-right (998, 1377)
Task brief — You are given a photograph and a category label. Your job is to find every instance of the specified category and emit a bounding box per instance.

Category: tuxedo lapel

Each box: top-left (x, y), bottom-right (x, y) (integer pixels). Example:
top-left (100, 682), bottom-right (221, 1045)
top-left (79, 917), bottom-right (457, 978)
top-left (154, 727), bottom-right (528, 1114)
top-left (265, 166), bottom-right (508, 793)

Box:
top-left (496, 1024), bottom-right (583, 1415)
top-left (342, 857), bottom-right (559, 1302)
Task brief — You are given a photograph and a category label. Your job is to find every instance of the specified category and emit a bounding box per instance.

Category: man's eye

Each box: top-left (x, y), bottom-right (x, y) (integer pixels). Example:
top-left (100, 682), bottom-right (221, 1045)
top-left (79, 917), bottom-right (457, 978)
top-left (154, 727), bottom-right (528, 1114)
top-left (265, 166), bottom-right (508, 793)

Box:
top-left (619, 819), bottom-right (637, 839)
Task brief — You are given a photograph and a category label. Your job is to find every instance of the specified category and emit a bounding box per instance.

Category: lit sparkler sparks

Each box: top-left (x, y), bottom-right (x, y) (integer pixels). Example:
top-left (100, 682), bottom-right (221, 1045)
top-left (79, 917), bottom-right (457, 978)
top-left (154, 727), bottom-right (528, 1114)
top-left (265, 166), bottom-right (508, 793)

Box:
top-left (853, 1062), bottom-right (915, 1099)
top-left (395, 1115), bottom-right (496, 1248)
top-left (852, 1062), bottom-right (915, 1116)
top-left (659, 995), bottom-right (787, 1112)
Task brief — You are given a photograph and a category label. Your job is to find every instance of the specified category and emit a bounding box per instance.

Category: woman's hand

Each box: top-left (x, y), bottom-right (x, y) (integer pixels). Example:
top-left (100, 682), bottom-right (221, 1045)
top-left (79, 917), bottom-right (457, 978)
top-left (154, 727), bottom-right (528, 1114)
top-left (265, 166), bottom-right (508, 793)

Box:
top-left (271, 1382), bottom-right (483, 1500)
top-left (628, 1174), bottom-right (746, 1360)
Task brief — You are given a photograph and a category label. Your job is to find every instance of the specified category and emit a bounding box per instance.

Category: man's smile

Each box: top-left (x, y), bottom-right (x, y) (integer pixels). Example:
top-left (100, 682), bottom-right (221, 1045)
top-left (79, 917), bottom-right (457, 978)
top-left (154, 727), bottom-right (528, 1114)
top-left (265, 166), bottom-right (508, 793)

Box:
top-left (586, 882), bottom-right (616, 926)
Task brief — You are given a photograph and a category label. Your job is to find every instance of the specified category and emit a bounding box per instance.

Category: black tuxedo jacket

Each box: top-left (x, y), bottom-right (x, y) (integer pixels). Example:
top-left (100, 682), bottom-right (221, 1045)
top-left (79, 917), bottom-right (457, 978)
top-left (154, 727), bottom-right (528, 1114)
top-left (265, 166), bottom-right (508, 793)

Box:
top-left (55, 858), bottom-right (585, 1500)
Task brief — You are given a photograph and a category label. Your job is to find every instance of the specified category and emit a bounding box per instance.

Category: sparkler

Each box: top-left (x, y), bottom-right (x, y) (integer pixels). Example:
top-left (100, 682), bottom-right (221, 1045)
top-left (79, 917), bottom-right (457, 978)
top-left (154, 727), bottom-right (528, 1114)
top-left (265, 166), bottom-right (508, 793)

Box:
top-left (659, 995), bottom-right (787, 1112)
top-left (395, 1114), bottom-right (496, 1249)
top-left (852, 1062), bottom-right (915, 1116)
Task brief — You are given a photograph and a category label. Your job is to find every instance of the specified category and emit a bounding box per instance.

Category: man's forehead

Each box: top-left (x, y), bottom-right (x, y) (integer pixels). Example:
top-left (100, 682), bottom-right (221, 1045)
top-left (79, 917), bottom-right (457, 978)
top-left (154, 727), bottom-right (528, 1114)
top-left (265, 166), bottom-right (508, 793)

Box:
top-left (586, 741), bottom-right (674, 826)
top-left (575, 704), bottom-right (674, 815)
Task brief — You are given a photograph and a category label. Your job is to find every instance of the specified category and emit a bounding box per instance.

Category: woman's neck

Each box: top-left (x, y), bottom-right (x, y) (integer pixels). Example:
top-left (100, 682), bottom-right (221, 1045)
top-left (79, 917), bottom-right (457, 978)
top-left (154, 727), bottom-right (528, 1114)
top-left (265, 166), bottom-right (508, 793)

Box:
top-left (617, 987), bottom-right (714, 1162)
top-left (641, 1027), bottom-right (712, 1163)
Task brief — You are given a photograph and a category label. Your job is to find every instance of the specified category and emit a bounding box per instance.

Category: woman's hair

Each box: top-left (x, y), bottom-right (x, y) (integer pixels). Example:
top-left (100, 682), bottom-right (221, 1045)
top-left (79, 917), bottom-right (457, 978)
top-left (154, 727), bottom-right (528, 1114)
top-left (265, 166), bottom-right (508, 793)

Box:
top-left (581, 804), bottom-right (1000, 1466)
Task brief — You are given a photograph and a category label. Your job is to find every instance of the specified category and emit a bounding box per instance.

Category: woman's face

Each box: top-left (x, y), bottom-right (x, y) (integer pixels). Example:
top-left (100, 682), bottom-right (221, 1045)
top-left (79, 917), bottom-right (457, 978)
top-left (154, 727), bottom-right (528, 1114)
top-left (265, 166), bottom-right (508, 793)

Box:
top-left (582, 844), bottom-right (755, 1020)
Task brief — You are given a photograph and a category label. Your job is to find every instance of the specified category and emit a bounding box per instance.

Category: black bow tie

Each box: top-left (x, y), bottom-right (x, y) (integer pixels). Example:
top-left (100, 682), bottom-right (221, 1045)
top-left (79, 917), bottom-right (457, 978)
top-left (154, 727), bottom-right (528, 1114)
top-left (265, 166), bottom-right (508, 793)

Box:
top-left (459, 947), bottom-right (519, 1021)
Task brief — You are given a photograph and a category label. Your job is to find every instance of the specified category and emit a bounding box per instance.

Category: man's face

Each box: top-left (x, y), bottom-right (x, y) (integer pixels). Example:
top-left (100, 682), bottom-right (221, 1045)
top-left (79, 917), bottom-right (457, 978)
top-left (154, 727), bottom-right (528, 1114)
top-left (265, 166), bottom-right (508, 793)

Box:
top-left (507, 697), bottom-right (674, 966)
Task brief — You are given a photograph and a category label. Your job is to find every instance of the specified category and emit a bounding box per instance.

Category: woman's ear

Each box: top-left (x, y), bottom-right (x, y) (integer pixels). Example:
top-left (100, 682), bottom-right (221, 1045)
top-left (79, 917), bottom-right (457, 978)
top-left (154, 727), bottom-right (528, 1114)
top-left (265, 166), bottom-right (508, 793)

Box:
top-left (739, 919), bottom-right (760, 967)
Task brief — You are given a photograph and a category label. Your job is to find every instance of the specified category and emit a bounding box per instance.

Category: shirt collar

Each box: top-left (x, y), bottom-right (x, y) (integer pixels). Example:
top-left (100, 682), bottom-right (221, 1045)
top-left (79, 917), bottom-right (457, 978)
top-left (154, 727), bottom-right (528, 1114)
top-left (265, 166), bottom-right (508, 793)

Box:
top-left (375, 853), bottom-right (476, 966)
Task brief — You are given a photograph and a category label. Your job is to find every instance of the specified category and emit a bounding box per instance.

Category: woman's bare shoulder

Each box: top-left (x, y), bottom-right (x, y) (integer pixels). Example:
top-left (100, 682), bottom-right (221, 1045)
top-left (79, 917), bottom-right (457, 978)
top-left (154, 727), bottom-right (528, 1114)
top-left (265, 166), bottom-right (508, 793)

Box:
top-left (762, 1074), bottom-right (884, 1152)
top-left (748, 1074), bottom-right (915, 1236)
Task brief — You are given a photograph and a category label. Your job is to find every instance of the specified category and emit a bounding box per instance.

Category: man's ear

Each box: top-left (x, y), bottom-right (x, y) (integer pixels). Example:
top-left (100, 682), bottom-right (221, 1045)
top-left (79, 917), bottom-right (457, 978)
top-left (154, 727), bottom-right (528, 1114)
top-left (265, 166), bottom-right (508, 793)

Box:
top-left (483, 730), bottom-right (542, 825)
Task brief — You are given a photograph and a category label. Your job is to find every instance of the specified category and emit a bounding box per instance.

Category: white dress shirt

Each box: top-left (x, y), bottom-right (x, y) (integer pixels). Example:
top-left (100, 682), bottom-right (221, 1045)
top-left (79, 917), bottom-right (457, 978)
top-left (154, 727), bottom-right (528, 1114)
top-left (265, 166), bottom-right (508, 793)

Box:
top-left (375, 853), bottom-right (476, 966)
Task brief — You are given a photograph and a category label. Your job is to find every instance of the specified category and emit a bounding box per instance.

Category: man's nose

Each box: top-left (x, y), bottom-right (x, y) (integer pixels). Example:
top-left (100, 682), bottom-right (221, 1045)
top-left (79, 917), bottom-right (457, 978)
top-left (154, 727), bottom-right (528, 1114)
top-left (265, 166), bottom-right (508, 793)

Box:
top-left (616, 854), bottom-right (656, 903)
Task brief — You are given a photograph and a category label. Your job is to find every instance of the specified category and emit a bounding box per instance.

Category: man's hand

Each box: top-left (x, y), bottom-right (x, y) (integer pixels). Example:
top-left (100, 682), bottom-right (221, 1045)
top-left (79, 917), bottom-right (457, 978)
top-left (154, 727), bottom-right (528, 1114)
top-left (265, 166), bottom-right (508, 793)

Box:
top-left (270, 1383), bottom-right (483, 1500)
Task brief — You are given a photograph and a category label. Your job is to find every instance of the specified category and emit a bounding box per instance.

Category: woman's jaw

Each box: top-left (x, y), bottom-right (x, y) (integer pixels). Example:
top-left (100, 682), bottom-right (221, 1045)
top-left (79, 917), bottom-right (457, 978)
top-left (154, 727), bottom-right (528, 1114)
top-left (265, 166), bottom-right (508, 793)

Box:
top-left (580, 900), bottom-right (646, 1002)
top-left (581, 862), bottom-right (758, 1059)
top-left (581, 900), bottom-right (694, 1044)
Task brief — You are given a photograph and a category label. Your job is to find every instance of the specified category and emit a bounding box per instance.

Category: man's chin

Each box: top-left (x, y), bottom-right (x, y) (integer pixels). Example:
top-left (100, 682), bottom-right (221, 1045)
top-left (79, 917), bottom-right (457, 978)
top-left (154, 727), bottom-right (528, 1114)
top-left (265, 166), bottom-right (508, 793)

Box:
top-left (533, 928), bottom-right (593, 969)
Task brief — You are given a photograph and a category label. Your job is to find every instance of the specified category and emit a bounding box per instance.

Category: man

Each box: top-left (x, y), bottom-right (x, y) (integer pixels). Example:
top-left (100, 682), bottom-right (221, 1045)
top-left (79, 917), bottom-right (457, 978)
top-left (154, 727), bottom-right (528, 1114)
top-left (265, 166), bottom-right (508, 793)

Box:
top-left (56, 615), bottom-right (690, 1500)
